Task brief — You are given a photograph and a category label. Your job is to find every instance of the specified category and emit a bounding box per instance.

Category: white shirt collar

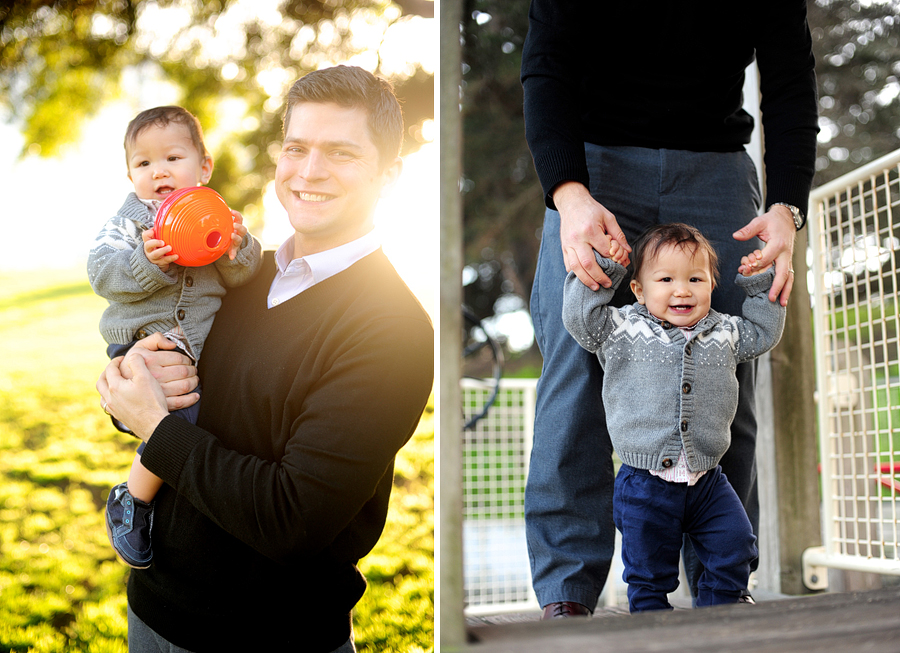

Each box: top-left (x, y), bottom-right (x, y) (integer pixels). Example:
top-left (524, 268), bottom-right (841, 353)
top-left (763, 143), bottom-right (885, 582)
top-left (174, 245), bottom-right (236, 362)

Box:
top-left (274, 229), bottom-right (381, 282)
top-left (268, 229), bottom-right (381, 308)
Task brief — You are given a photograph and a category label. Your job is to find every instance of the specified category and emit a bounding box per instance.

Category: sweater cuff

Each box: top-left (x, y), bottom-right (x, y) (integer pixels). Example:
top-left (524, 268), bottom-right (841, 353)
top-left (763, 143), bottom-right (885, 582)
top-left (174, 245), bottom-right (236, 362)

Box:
top-left (595, 254), bottom-right (629, 289)
top-left (140, 414), bottom-right (205, 488)
top-left (533, 149), bottom-right (591, 210)
top-left (734, 266), bottom-right (777, 296)
top-left (765, 170), bottom-right (814, 228)
top-left (131, 245), bottom-right (177, 292)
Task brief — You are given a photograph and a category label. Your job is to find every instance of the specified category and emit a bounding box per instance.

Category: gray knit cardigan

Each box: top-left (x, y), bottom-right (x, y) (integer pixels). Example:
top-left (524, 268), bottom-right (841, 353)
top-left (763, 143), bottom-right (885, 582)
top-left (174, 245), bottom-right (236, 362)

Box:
top-left (87, 192), bottom-right (262, 360)
top-left (562, 254), bottom-right (786, 473)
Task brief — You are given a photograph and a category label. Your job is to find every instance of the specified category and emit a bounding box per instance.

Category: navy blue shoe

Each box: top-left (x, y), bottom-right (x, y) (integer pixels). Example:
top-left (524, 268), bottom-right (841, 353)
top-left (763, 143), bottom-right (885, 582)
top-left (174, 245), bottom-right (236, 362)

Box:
top-left (105, 482), bottom-right (153, 568)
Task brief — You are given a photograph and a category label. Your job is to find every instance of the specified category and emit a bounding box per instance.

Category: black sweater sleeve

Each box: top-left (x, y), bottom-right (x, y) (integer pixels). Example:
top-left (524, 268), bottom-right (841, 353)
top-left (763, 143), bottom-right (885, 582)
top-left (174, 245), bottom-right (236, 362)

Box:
top-left (755, 0), bottom-right (819, 224)
top-left (521, 0), bottom-right (591, 210)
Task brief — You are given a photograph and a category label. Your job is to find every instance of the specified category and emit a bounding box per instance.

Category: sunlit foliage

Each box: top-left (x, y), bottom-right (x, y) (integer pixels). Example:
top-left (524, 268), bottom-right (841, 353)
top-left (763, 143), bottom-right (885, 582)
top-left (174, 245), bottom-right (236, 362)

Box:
top-left (0, 0), bottom-right (434, 228)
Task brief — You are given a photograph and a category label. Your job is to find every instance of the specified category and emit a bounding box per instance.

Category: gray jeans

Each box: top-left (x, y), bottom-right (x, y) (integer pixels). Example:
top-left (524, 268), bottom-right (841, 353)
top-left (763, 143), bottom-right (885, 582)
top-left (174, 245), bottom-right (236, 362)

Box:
top-left (127, 605), bottom-right (356, 653)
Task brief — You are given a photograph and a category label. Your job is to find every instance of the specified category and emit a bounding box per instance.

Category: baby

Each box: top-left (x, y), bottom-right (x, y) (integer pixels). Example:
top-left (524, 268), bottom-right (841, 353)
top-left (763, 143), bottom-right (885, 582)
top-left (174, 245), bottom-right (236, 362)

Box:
top-left (87, 106), bottom-right (262, 568)
top-left (562, 222), bottom-right (785, 612)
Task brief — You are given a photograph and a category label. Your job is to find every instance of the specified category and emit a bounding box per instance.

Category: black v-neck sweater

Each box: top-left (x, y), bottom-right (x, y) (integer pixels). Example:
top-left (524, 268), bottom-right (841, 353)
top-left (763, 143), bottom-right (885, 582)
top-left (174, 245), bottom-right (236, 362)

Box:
top-left (130, 249), bottom-right (434, 652)
top-left (522, 0), bottom-right (819, 216)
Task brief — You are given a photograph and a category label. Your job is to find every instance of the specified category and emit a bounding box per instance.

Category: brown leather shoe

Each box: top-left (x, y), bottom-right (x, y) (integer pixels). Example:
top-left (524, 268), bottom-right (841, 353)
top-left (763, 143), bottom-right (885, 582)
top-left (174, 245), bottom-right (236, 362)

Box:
top-left (541, 601), bottom-right (592, 619)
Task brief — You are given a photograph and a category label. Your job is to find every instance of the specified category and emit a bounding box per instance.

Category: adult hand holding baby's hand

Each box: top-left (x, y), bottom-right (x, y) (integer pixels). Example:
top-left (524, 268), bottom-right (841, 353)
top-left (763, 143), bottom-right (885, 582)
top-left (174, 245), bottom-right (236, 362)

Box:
top-left (142, 229), bottom-right (179, 271)
top-left (739, 249), bottom-right (772, 276)
top-left (608, 239), bottom-right (630, 266)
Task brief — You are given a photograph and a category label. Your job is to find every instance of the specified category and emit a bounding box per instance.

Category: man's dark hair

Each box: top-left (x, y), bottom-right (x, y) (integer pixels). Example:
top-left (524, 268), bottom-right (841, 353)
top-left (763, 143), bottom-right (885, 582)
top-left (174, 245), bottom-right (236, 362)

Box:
top-left (631, 223), bottom-right (720, 288)
top-left (283, 65), bottom-right (403, 167)
top-left (124, 106), bottom-right (209, 165)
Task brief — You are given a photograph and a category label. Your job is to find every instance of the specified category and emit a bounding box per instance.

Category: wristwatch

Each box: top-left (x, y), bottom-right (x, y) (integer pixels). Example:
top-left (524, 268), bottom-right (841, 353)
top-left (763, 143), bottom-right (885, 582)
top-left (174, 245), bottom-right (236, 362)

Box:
top-left (771, 202), bottom-right (804, 231)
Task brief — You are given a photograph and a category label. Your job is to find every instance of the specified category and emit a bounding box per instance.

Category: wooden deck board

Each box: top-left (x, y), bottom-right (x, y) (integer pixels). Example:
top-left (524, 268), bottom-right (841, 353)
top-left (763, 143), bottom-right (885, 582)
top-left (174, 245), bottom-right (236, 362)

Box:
top-left (463, 587), bottom-right (900, 652)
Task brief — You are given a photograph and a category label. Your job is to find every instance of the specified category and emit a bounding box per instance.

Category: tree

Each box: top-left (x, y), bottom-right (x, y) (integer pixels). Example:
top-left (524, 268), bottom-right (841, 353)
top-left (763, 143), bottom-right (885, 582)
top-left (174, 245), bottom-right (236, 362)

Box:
top-left (0, 0), bottom-right (434, 227)
top-left (460, 0), bottom-right (541, 371)
top-left (808, 0), bottom-right (900, 185)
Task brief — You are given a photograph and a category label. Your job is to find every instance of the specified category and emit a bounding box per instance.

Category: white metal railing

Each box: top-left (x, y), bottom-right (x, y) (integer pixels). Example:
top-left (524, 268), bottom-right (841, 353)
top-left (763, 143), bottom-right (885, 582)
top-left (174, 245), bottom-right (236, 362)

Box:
top-left (461, 378), bottom-right (538, 615)
top-left (805, 148), bottom-right (900, 586)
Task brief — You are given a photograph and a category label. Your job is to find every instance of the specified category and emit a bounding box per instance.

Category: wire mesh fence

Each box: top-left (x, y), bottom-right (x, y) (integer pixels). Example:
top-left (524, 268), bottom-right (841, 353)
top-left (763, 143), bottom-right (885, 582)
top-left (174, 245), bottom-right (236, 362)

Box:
top-left (461, 378), bottom-right (538, 613)
top-left (808, 149), bottom-right (900, 576)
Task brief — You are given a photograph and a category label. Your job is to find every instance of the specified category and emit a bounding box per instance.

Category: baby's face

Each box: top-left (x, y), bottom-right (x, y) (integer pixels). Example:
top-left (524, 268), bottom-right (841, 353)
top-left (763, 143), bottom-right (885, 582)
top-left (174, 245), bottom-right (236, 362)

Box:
top-left (629, 244), bottom-right (714, 328)
top-left (126, 122), bottom-right (211, 201)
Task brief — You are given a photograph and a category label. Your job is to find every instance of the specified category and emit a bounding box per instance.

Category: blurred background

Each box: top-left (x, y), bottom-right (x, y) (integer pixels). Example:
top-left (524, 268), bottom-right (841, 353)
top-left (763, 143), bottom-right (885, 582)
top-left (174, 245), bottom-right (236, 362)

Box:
top-left (459, 0), bottom-right (900, 377)
top-left (0, 1), bottom-right (435, 651)
top-left (1, 0), bottom-right (437, 315)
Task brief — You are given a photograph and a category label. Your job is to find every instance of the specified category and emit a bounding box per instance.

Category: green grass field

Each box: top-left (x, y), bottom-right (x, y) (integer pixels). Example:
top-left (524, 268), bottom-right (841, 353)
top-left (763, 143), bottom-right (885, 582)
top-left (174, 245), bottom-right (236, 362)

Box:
top-left (0, 268), bottom-right (433, 652)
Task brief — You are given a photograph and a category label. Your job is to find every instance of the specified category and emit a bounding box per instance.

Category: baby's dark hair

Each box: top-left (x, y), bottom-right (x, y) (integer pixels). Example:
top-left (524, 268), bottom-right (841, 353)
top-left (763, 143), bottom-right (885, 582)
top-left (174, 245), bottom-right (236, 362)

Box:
top-left (124, 106), bottom-right (209, 165)
top-left (630, 223), bottom-right (720, 287)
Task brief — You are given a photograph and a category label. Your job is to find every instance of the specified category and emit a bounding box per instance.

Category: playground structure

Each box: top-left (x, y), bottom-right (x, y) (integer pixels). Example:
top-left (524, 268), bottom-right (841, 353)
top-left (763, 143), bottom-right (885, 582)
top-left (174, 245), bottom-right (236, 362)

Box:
top-left (460, 148), bottom-right (900, 616)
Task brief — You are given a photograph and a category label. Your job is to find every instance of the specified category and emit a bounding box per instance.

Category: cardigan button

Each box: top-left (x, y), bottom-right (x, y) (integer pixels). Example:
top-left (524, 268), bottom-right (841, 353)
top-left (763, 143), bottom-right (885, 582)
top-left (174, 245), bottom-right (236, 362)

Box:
top-left (680, 420), bottom-right (688, 432)
top-left (662, 321), bottom-right (672, 329)
top-left (136, 329), bottom-right (149, 340)
top-left (177, 309), bottom-right (186, 321)
top-left (682, 383), bottom-right (691, 394)
top-left (185, 276), bottom-right (194, 287)
top-left (662, 458), bottom-right (673, 468)
top-left (685, 345), bottom-right (692, 356)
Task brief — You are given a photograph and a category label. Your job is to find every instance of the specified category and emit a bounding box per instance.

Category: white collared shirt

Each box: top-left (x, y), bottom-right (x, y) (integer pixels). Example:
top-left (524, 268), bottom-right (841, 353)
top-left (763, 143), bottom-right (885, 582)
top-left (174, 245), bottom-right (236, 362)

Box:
top-left (267, 230), bottom-right (381, 308)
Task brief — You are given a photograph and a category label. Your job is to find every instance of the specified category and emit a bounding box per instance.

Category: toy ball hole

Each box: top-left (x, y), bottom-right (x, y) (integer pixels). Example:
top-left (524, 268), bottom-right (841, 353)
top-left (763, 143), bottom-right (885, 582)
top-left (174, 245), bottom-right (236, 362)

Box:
top-left (206, 232), bottom-right (222, 249)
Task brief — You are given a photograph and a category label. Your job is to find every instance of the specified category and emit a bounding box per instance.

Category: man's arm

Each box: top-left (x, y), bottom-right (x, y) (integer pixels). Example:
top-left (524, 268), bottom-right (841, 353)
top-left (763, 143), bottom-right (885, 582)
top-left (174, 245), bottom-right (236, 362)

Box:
top-left (522, 0), bottom-right (631, 290)
top-left (97, 333), bottom-right (199, 431)
top-left (733, 0), bottom-right (818, 306)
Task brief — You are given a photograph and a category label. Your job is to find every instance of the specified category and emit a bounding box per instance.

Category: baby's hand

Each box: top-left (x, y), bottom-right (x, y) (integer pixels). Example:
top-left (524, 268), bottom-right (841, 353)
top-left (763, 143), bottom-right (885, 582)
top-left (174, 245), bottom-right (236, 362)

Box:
top-left (739, 249), bottom-right (771, 276)
top-left (227, 210), bottom-right (247, 260)
top-left (608, 238), bottom-right (630, 266)
top-left (142, 229), bottom-right (179, 271)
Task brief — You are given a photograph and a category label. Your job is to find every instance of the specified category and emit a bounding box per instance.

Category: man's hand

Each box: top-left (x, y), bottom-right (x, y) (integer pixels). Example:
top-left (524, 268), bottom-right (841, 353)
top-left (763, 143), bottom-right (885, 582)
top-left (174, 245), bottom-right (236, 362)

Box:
top-left (128, 334), bottom-right (200, 410)
top-left (98, 354), bottom-right (170, 442)
top-left (554, 181), bottom-right (631, 290)
top-left (733, 204), bottom-right (797, 306)
top-left (98, 333), bottom-right (200, 434)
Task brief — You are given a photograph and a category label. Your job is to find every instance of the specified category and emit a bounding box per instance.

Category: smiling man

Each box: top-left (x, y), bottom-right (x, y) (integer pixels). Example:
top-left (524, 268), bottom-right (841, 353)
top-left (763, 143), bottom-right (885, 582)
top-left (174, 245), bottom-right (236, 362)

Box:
top-left (97, 66), bottom-right (434, 653)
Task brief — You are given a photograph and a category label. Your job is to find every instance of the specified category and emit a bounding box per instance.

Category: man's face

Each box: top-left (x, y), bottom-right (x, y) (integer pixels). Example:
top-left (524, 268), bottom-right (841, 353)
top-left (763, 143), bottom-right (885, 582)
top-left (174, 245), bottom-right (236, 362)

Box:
top-left (275, 101), bottom-right (401, 257)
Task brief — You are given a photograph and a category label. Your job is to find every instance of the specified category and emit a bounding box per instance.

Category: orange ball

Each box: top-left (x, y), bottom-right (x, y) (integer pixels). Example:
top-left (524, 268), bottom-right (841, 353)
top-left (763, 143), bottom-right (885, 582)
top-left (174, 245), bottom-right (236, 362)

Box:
top-left (154, 187), bottom-right (234, 267)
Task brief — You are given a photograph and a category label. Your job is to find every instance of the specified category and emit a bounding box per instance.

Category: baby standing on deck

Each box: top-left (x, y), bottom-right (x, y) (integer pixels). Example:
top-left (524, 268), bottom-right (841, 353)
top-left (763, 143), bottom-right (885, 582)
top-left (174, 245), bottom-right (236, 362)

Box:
top-left (87, 106), bottom-right (262, 569)
top-left (562, 223), bottom-right (785, 612)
